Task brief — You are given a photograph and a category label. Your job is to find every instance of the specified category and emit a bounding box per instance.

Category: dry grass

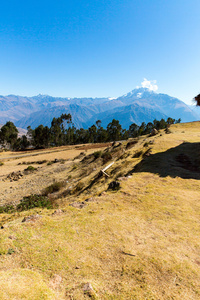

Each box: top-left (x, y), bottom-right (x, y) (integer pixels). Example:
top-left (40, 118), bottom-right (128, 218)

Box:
top-left (0, 123), bottom-right (200, 299)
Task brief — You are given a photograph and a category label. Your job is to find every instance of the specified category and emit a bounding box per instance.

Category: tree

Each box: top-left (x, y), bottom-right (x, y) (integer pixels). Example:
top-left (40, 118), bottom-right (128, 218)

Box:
top-left (88, 125), bottom-right (97, 143)
top-left (128, 123), bottom-right (139, 138)
top-left (194, 94), bottom-right (200, 106)
top-left (106, 119), bottom-right (122, 141)
top-left (13, 135), bottom-right (30, 151)
top-left (0, 121), bottom-right (18, 148)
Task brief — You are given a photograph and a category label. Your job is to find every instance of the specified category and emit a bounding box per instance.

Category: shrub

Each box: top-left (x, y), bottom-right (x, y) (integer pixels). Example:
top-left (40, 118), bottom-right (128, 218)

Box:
top-left (42, 181), bottom-right (66, 196)
top-left (143, 142), bottom-right (149, 147)
top-left (0, 161), bottom-right (4, 166)
top-left (132, 150), bottom-right (143, 158)
top-left (16, 194), bottom-right (52, 211)
top-left (93, 151), bottom-right (102, 159)
top-left (0, 194), bottom-right (54, 214)
top-left (101, 152), bottom-right (112, 164)
top-left (0, 204), bottom-right (15, 214)
top-left (72, 164), bottom-right (78, 170)
top-left (25, 165), bottom-right (36, 171)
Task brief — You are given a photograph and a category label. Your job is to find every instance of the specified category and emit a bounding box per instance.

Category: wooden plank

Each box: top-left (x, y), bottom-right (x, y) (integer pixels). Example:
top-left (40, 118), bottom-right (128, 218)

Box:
top-left (102, 162), bottom-right (114, 172)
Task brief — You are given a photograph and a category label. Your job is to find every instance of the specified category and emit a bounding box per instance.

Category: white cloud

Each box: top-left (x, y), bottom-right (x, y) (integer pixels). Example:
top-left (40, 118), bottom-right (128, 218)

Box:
top-left (141, 78), bottom-right (158, 92)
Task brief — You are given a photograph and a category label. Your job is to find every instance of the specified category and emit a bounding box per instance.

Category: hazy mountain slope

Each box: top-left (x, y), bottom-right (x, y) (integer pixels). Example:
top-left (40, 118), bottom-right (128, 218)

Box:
top-left (0, 88), bottom-right (198, 129)
top-left (15, 104), bottom-right (100, 129)
top-left (85, 103), bottom-right (168, 128)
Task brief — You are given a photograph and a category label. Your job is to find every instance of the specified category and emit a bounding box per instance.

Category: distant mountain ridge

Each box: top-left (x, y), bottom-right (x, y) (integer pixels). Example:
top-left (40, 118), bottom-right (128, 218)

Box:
top-left (0, 88), bottom-right (199, 129)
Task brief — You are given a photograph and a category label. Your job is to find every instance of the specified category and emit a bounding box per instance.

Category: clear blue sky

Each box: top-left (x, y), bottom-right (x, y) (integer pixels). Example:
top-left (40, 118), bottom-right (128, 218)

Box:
top-left (0, 0), bottom-right (199, 104)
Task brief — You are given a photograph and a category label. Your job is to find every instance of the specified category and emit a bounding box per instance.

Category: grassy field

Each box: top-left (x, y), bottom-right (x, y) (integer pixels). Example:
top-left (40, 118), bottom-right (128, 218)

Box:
top-left (0, 123), bottom-right (200, 299)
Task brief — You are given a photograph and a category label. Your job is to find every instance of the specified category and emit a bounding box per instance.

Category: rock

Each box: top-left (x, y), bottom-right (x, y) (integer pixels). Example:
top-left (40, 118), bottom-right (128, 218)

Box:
top-left (69, 202), bottom-right (86, 209)
top-left (8, 235), bottom-right (16, 240)
top-left (149, 140), bottom-right (154, 144)
top-left (22, 214), bottom-right (42, 223)
top-left (108, 181), bottom-right (120, 190)
top-left (83, 282), bottom-right (95, 295)
top-left (150, 128), bottom-right (158, 136)
top-left (7, 171), bottom-right (23, 181)
top-left (126, 140), bottom-right (138, 150)
top-left (50, 274), bottom-right (62, 289)
top-left (118, 177), bottom-right (128, 181)
top-left (99, 191), bottom-right (106, 196)
top-left (52, 209), bottom-right (64, 216)
top-left (84, 197), bottom-right (95, 202)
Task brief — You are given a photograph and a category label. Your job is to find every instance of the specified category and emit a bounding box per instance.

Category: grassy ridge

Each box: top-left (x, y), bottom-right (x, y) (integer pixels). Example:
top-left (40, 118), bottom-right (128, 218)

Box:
top-left (0, 122), bottom-right (200, 299)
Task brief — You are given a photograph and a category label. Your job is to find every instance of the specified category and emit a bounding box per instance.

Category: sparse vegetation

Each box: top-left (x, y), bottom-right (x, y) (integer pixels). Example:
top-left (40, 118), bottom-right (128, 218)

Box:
top-left (25, 165), bottom-right (36, 171)
top-left (42, 181), bottom-right (66, 196)
top-left (0, 122), bottom-right (200, 299)
top-left (93, 150), bottom-right (102, 159)
top-left (17, 194), bottom-right (52, 210)
top-left (101, 151), bottom-right (112, 164)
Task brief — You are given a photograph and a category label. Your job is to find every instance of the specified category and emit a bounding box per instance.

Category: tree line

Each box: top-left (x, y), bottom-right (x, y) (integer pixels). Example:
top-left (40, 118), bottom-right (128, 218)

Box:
top-left (0, 114), bottom-right (181, 151)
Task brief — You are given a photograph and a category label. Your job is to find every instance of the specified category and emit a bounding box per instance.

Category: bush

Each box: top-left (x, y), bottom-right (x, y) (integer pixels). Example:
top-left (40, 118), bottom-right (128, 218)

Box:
top-left (42, 181), bottom-right (66, 196)
top-left (0, 194), bottom-right (52, 214)
top-left (0, 204), bottom-right (15, 214)
top-left (101, 152), bottom-right (112, 164)
top-left (0, 161), bottom-right (4, 166)
top-left (16, 194), bottom-right (52, 211)
top-left (93, 151), bottom-right (102, 159)
top-left (25, 165), bottom-right (36, 171)
top-left (132, 150), bottom-right (143, 158)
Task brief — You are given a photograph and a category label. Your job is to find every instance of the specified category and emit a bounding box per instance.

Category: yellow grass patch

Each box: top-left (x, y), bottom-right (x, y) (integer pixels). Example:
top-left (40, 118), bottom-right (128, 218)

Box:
top-left (0, 123), bottom-right (200, 299)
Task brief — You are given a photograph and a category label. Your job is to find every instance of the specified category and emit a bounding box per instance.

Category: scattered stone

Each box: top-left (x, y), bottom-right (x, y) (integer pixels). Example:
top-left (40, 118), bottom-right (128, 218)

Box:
top-left (108, 181), bottom-right (120, 190)
top-left (22, 214), bottom-right (42, 223)
top-left (75, 266), bottom-right (80, 269)
top-left (50, 274), bottom-right (62, 289)
top-left (7, 171), bottom-right (23, 181)
top-left (69, 202), bottom-right (87, 209)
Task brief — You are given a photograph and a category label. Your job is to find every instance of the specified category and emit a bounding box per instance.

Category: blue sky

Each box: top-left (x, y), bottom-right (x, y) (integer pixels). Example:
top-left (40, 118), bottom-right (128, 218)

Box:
top-left (0, 0), bottom-right (199, 104)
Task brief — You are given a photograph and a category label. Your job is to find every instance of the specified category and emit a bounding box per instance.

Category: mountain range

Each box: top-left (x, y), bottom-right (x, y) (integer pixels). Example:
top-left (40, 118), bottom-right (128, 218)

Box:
top-left (0, 88), bottom-right (199, 130)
